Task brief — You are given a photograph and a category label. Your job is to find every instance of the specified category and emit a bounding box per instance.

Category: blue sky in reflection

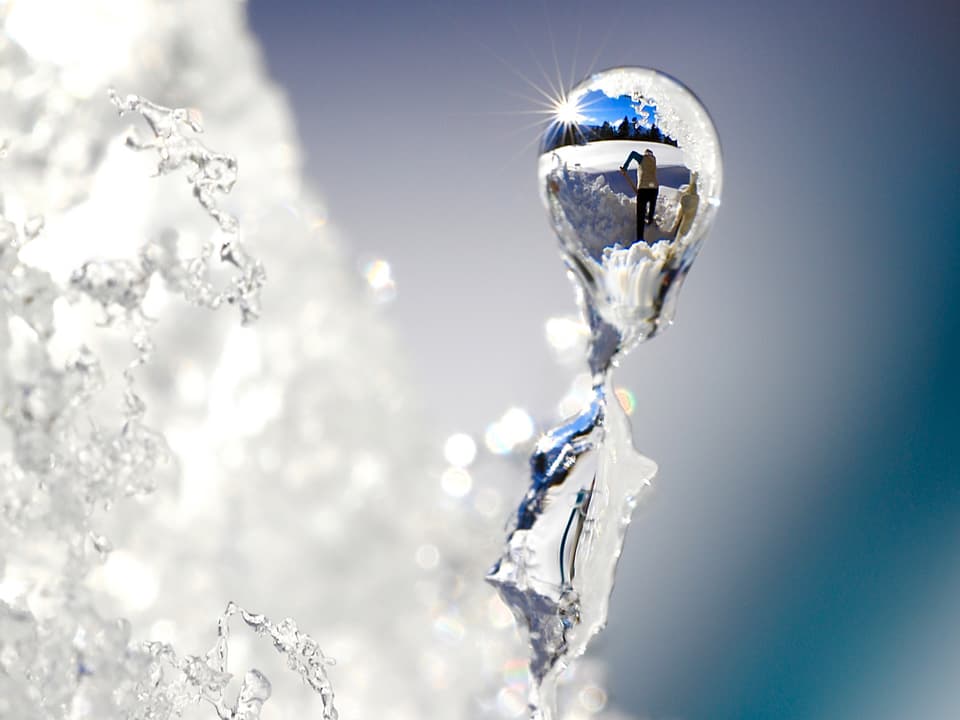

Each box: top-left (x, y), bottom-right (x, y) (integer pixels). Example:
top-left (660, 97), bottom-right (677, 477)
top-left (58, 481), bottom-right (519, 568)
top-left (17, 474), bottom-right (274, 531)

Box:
top-left (578, 89), bottom-right (657, 127)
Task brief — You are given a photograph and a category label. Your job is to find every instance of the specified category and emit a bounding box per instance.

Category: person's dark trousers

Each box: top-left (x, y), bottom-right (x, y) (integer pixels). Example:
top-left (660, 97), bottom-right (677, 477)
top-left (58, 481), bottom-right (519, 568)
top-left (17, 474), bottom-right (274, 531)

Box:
top-left (638, 187), bottom-right (659, 226)
top-left (635, 194), bottom-right (645, 241)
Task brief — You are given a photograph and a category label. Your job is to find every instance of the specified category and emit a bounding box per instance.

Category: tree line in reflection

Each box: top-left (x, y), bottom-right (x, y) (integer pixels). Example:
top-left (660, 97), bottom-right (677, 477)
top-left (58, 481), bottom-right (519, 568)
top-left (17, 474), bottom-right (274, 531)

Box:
top-left (545, 116), bottom-right (679, 152)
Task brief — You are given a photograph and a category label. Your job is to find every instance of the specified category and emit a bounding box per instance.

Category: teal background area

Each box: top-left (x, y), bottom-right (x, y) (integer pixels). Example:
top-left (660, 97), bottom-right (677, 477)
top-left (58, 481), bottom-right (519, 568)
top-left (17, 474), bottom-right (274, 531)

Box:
top-left (247, 2), bottom-right (960, 718)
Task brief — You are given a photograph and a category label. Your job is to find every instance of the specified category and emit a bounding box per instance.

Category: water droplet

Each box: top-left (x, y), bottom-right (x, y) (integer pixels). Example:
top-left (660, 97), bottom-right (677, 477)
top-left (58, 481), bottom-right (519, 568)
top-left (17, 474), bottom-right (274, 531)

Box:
top-left (539, 67), bottom-right (722, 361)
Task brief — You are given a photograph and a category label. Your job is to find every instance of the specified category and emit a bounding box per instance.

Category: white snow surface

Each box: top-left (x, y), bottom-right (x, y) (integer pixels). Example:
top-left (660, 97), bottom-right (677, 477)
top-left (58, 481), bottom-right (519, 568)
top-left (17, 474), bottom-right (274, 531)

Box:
top-left (539, 140), bottom-right (686, 177)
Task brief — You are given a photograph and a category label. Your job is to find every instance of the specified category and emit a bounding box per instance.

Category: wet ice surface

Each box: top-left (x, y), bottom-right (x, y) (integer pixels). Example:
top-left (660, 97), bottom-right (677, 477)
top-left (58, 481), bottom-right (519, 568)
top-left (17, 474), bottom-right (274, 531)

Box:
top-left (489, 67), bottom-right (720, 720)
top-left (488, 378), bottom-right (656, 720)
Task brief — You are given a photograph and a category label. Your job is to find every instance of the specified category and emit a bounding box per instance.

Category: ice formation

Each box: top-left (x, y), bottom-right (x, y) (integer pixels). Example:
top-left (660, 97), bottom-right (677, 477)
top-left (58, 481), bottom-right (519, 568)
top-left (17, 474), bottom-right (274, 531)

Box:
top-left (0, 81), bottom-right (337, 716)
top-left (487, 378), bottom-right (656, 720)
top-left (1, 3), bottom-right (622, 720)
top-left (107, 89), bottom-right (266, 324)
top-left (489, 67), bottom-right (721, 720)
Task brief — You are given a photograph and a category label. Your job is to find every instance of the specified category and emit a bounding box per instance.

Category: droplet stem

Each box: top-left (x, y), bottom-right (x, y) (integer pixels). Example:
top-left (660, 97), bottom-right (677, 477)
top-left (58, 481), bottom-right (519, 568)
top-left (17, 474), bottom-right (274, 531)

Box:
top-left (584, 299), bottom-right (621, 379)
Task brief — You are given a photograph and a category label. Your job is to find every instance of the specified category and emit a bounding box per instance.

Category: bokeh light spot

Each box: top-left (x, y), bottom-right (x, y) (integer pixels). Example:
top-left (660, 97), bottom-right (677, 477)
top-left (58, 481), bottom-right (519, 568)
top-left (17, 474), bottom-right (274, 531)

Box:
top-left (496, 687), bottom-right (527, 718)
top-left (578, 685), bottom-right (608, 713)
top-left (485, 407), bottom-right (535, 455)
top-left (363, 258), bottom-right (396, 303)
top-left (443, 432), bottom-right (477, 467)
top-left (440, 467), bottom-right (473, 498)
top-left (614, 387), bottom-right (636, 415)
top-left (415, 544), bottom-right (440, 570)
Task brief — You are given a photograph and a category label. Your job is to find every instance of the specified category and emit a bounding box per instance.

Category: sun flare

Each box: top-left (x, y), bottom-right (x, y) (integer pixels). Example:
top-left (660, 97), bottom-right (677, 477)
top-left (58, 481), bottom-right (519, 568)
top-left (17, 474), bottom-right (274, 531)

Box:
top-left (554, 95), bottom-right (584, 124)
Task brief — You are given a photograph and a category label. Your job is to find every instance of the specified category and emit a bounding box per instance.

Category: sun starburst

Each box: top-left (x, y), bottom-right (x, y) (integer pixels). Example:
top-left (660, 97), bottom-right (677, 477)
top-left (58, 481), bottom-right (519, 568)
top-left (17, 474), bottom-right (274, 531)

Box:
top-left (554, 94), bottom-right (584, 125)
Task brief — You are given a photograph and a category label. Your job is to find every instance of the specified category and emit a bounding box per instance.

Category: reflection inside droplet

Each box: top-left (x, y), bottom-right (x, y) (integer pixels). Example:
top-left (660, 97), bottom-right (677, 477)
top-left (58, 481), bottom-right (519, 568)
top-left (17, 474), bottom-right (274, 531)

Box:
top-left (539, 67), bottom-right (722, 357)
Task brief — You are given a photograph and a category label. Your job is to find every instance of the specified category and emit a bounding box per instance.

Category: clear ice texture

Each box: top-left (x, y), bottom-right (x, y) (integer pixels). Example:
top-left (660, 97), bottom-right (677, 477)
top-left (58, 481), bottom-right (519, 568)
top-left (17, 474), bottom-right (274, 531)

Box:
top-left (108, 89), bottom-right (266, 325)
top-left (489, 67), bottom-right (721, 720)
top-left (487, 377), bottom-right (656, 720)
top-left (2, 6), bottom-right (677, 719)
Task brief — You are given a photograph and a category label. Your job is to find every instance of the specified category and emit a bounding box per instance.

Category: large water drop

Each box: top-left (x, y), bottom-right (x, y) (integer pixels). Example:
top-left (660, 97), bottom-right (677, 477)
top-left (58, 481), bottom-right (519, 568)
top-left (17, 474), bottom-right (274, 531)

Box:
top-left (539, 67), bottom-right (722, 358)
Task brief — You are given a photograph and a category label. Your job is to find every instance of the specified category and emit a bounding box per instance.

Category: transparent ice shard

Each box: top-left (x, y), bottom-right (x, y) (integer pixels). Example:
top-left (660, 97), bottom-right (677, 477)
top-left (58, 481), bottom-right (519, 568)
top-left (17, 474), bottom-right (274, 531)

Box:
top-left (487, 373), bottom-right (655, 720)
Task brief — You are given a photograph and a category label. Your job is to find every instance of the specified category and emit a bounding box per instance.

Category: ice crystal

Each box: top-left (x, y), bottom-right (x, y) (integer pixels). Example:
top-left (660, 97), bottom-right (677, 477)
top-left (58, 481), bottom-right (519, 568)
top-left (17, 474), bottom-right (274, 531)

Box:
top-left (489, 66), bottom-right (720, 720)
top-left (215, 603), bottom-right (337, 719)
top-left (135, 603), bottom-right (337, 720)
top-left (488, 378), bottom-right (656, 720)
top-left (0, 599), bottom-right (335, 720)
top-left (2, 5), bottom-right (628, 719)
top-left (0, 86), bottom-right (334, 720)
top-left (108, 89), bottom-right (265, 324)
top-left (108, 90), bottom-right (239, 234)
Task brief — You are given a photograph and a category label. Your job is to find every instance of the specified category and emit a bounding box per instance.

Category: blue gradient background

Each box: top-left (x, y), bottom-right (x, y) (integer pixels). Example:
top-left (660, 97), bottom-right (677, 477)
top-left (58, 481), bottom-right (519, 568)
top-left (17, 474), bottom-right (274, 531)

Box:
top-left (248, 2), bottom-right (959, 718)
